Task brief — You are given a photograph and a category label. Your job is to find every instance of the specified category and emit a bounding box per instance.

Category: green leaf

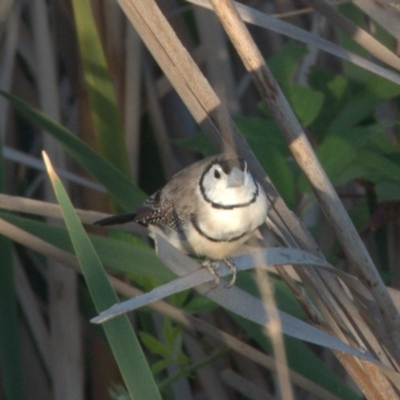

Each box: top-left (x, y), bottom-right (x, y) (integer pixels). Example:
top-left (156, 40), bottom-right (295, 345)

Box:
top-left (162, 318), bottom-right (179, 347)
top-left (139, 332), bottom-right (171, 358)
top-left (43, 153), bottom-right (161, 400)
top-left (308, 69), bottom-right (351, 142)
top-left (151, 359), bottom-right (171, 376)
top-left (367, 131), bottom-right (400, 155)
top-left (0, 135), bottom-right (25, 399)
top-left (288, 85), bottom-right (324, 126)
top-left (327, 96), bottom-right (380, 135)
top-left (70, 0), bottom-right (131, 180)
top-left (269, 41), bottom-right (308, 91)
top-left (268, 45), bottom-right (326, 132)
top-left (0, 90), bottom-right (146, 211)
top-left (356, 151), bottom-right (400, 184)
top-left (327, 75), bottom-right (348, 101)
top-left (364, 76), bottom-right (400, 100)
top-left (299, 125), bottom-right (390, 191)
top-left (317, 126), bottom-right (379, 180)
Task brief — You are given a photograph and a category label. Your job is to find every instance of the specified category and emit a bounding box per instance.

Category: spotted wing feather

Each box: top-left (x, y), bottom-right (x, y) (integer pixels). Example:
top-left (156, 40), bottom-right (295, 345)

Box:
top-left (94, 155), bottom-right (221, 229)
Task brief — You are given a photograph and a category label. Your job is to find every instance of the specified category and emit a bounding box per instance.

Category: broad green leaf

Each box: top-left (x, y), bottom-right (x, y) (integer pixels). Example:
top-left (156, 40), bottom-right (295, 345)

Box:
top-left (327, 96), bottom-right (380, 135)
top-left (43, 153), bottom-right (161, 400)
top-left (319, 126), bottom-right (379, 176)
top-left (139, 332), bottom-right (171, 358)
top-left (0, 91), bottom-right (146, 211)
top-left (364, 76), bottom-right (400, 100)
top-left (356, 151), bottom-right (400, 184)
top-left (327, 75), bottom-right (348, 101)
top-left (368, 131), bottom-right (400, 155)
top-left (288, 85), bottom-right (324, 126)
top-left (0, 135), bottom-right (25, 400)
top-left (298, 126), bottom-right (379, 192)
top-left (70, 0), bottom-right (131, 180)
top-left (308, 70), bottom-right (351, 141)
top-left (268, 41), bottom-right (308, 91)
top-left (151, 359), bottom-right (171, 375)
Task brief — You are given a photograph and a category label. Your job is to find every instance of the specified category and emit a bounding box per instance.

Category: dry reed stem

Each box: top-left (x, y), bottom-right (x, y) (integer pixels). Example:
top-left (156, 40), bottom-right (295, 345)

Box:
top-left (272, 0), bottom-right (349, 19)
top-left (0, 5), bottom-right (20, 136)
top-left (144, 67), bottom-right (176, 179)
top-left (192, 6), bottom-right (239, 114)
top-left (254, 259), bottom-right (294, 398)
top-left (334, 352), bottom-right (397, 400)
top-left (15, 259), bottom-right (52, 372)
top-left (123, 24), bottom-right (143, 183)
top-left (302, 0), bottom-right (400, 71)
top-left (207, 0), bottom-right (400, 364)
top-left (0, 193), bottom-right (146, 234)
top-left (353, 0), bottom-right (400, 41)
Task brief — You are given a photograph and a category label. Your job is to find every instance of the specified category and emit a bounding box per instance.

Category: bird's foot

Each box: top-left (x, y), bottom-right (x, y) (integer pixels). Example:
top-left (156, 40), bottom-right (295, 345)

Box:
top-left (202, 258), bottom-right (237, 288)
top-left (202, 260), bottom-right (220, 287)
top-left (224, 257), bottom-right (237, 288)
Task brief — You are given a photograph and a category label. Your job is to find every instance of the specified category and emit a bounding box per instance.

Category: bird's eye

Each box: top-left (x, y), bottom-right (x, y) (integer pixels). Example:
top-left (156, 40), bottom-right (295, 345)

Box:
top-left (214, 170), bottom-right (221, 179)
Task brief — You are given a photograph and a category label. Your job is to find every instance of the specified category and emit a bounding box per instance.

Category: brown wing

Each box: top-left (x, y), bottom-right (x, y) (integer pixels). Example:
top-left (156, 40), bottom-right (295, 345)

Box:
top-left (137, 156), bottom-right (220, 228)
top-left (95, 154), bottom-right (222, 229)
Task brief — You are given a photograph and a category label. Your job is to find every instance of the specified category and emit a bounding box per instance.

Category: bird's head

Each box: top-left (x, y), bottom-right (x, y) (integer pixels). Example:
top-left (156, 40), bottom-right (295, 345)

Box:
top-left (200, 156), bottom-right (257, 208)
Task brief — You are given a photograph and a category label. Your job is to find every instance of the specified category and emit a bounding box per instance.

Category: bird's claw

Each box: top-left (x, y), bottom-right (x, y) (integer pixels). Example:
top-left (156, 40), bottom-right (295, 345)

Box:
top-left (224, 257), bottom-right (237, 288)
top-left (202, 257), bottom-right (237, 288)
top-left (202, 260), bottom-right (220, 288)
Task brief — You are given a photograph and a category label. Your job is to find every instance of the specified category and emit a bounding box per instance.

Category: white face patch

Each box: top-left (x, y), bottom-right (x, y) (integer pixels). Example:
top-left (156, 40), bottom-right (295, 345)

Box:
top-left (200, 158), bottom-right (258, 208)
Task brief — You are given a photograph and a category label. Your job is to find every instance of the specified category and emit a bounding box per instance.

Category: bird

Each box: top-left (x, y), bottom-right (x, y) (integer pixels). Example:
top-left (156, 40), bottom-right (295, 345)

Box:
top-left (95, 153), bottom-right (268, 286)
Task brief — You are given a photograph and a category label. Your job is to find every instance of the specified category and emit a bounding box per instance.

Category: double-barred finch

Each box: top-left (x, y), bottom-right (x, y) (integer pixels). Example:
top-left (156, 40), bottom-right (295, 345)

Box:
top-left (95, 153), bottom-right (268, 286)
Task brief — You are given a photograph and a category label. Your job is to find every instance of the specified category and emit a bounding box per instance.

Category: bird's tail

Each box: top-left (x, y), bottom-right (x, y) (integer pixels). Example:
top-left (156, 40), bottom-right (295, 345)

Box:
top-left (94, 213), bottom-right (137, 227)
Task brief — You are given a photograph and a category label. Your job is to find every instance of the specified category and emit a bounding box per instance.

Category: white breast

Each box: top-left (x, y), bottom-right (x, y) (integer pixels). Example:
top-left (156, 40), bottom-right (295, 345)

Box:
top-left (183, 182), bottom-right (268, 259)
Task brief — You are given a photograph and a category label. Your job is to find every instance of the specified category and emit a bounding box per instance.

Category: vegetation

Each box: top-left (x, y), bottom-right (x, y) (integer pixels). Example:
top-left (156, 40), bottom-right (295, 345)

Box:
top-left (0, 0), bottom-right (399, 399)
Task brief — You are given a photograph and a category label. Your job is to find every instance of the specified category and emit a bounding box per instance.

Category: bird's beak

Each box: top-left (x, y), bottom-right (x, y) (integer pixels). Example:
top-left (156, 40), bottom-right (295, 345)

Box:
top-left (227, 167), bottom-right (245, 187)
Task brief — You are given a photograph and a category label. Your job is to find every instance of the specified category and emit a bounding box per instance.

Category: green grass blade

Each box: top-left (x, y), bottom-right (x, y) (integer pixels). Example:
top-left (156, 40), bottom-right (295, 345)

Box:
top-left (0, 90), bottom-right (145, 211)
top-left (43, 152), bottom-right (161, 400)
top-left (0, 134), bottom-right (25, 399)
top-left (70, 0), bottom-right (131, 180)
